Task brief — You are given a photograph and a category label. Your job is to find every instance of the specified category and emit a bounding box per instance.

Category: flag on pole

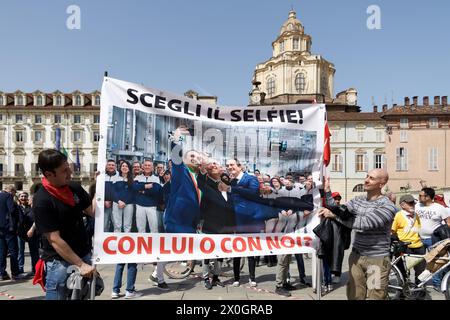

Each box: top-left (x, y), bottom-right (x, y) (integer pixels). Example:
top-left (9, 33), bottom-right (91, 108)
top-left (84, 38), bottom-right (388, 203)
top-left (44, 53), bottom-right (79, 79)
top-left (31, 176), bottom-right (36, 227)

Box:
top-left (55, 127), bottom-right (61, 151)
top-left (323, 115), bottom-right (331, 167)
top-left (76, 146), bottom-right (81, 172)
top-left (61, 146), bottom-right (68, 158)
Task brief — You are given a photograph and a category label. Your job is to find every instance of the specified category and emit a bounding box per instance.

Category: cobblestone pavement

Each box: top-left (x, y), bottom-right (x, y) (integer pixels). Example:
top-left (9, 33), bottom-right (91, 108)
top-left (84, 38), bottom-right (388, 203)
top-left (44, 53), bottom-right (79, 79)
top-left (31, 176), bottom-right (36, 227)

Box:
top-left (0, 250), bottom-right (445, 301)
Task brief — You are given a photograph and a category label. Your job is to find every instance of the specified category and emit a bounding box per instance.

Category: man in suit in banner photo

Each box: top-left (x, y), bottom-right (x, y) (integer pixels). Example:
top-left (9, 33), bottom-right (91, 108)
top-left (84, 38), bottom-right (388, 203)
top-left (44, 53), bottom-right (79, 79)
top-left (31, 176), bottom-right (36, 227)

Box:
top-left (199, 158), bottom-right (236, 289)
top-left (220, 158), bottom-right (279, 287)
top-left (163, 126), bottom-right (204, 234)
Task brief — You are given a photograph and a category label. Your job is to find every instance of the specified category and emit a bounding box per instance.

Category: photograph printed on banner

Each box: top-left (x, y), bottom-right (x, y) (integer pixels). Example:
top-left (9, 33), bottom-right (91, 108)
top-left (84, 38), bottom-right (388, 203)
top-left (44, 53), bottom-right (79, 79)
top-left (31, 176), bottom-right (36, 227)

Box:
top-left (102, 105), bottom-right (317, 237)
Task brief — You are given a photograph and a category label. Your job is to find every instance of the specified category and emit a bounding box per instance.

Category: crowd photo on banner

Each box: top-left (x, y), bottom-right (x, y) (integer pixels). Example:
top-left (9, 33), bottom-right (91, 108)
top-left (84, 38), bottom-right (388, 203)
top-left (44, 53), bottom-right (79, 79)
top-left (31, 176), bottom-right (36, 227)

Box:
top-left (3, 77), bottom-right (449, 301)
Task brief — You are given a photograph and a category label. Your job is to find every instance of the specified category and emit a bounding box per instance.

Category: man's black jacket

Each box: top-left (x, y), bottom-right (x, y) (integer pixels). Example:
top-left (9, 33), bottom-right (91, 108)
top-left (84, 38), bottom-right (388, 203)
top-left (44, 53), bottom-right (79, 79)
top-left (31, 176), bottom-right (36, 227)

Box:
top-left (199, 177), bottom-right (236, 234)
top-left (313, 205), bottom-right (352, 276)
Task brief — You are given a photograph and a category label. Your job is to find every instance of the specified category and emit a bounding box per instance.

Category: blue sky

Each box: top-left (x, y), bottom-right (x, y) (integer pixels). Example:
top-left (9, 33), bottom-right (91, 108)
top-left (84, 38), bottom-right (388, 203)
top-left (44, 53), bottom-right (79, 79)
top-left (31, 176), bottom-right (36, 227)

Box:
top-left (0, 0), bottom-right (449, 111)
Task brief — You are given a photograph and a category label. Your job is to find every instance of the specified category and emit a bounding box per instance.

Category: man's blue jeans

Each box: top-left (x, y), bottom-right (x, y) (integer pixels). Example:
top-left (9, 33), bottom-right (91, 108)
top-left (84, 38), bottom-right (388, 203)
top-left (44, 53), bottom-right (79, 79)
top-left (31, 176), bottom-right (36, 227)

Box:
top-left (45, 254), bottom-right (92, 300)
top-left (112, 263), bottom-right (137, 293)
top-left (295, 254), bottom-right (306, 279)
top-left (18, 235), bottom-right (40, 274)
top-left (0, 228), bottom-right (20, 277)
top-left (322, 260), bottom-right (333, 285)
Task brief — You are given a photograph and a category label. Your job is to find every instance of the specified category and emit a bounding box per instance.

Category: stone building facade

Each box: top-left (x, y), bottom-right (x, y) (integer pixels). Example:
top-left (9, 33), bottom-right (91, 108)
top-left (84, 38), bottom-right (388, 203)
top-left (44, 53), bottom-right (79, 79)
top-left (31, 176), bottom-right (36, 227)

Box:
top-left (0, 90), bottom-right (101, 191)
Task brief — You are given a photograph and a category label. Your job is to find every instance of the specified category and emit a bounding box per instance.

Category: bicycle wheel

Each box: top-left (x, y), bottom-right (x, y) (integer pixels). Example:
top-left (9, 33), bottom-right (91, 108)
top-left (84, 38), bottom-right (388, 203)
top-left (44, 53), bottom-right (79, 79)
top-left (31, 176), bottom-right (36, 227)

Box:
top-left (163, 261), bottom-right (194, 279)
top-left (387, 265), bottom-right (404, 300)
top-left (445, 273), bottom-right (450, 300)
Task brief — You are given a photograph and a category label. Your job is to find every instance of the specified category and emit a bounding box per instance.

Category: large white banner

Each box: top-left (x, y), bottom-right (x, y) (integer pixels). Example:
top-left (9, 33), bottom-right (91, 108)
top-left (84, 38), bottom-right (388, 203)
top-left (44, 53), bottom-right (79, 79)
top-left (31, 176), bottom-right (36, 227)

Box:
top-left (93, 76), bottom-right (325, 264)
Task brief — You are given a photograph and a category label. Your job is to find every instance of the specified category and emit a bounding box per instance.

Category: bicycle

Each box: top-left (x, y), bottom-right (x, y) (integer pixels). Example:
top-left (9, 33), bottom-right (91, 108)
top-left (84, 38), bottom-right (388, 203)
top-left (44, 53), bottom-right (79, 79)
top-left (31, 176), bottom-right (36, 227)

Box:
top-left (163, 221), bottom-right (247, 279)
top-left (163, 257), bottom-right (246, 279)
top-left (387, 240), bottom-right (450, 300)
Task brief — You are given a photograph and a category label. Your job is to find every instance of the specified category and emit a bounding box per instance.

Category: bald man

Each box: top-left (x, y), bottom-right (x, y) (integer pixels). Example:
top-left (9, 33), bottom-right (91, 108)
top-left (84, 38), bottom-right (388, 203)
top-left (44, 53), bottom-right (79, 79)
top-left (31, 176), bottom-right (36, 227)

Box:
top-left (385, 192), bottom-right (397, 205)
top-left (319, 169), bottom-right (397, 300)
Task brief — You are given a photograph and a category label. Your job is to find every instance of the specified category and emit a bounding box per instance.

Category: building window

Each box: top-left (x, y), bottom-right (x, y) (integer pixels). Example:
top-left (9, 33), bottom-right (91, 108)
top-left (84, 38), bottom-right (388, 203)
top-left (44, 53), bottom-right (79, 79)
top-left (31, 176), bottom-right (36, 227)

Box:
top-left (56, 95), bottom-right (62, 106)
top-left (429, 118), bottom-right (438, 128)
top-left (321, 74), bottom-right (328, 94)
top-left (295, 73), bottom-right (306, 93)
top-left (95, 96), bottom-right (101, 106)
top-left (267, 78), bottom-right (275, 96)
top-left (293, 38), bottom-right (299, 50)
top-left (15, 114), bottom-right (23, 123)
top-left (93, 131), bottom-right (100, 142)
top-left (74, 115), bottom-right (81, 123)
top-left (428, 147), bottom-right (438, 170)
top-left (0, 164), bottom-right (3, 176)
top-left (54, 114), bottom-right (62, 123)
top-left (15, 164), bottom-right (24, 176)
top-left (400, 130), bottom-right (408, 142)
top-left (36, 96), bottom-right (43, 106)
top-left (357, 131), bottom-right (364, 142)
top-left (331, 154), bottom-right (343, 172)
top-left (74, 131), bottom-right (82, 142)
top-left (400, 118), bottom-right (408, 129)
top-left (355, 154), bottom-right (367, 172)
top-left (280, 40), bottom-right (285, 52)
top-left (94, 115), bottom-right (100, 123)
top-left (374, 154), bottom-right (384, 169)
top-left (396, 147), bottom-right (408, 171)
top-left (75, 95), bottom-right (82, 106)
top-left (17, 96), bottom-right (24, 105)
top-left (0, 96), bottom-right (3, 105)
top-left (353, 184), bottom-right (364, 192)
top-left (15, 131), bottom-right (23, 142)
top-left (35, 115), bottom-right (42, 123)
top-left (375, 130), bottom-right (384, 142)
top-left (34, 131), bottom-right (43, 142)
top-left (15, 181), bottom-right (23, 191)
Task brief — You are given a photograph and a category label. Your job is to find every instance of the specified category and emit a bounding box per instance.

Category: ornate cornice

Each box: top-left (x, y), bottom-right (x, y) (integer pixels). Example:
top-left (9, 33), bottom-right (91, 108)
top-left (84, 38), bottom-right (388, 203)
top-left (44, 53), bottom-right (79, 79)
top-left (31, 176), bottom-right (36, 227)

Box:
top-left (13, 124), bottom-right (26, 130)
top-left (13, 147), bottom-right (26, 155)
top-left (32, 148), bottom-right (44, 155)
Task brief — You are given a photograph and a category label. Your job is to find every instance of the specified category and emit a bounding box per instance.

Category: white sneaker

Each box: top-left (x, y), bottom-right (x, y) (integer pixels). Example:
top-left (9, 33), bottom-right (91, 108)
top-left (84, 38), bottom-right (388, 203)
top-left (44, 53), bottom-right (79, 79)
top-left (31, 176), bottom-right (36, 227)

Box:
top-left (125, 290), bottom-right (143, 299)
top-left (232, 281), bottom-right (240, 287)
top-left (249, 280), bottom-right (257, 287)
top-left (111, 291), bottom-right (120, 299)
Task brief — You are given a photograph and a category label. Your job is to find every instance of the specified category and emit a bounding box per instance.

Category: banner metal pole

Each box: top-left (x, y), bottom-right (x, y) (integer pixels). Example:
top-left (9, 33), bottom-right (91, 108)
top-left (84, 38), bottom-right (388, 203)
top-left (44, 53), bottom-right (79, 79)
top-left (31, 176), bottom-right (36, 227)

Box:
top-left (316, 253), bottom-right (322, 300)
top-left (90, 272), bottom-right (97, 300)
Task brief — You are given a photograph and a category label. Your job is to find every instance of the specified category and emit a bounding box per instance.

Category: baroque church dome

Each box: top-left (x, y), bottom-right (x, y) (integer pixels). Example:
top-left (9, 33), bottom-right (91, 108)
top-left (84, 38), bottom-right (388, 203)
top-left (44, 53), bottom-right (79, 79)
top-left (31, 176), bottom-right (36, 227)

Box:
top-left (279, 10), bottom-right (304, 35)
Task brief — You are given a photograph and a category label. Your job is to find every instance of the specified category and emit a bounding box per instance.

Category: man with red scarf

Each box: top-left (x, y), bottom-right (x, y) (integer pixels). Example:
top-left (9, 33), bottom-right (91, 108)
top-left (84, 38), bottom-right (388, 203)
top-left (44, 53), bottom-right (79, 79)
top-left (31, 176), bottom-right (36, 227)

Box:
top-left (34, 149), bottom-right (96, 300)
